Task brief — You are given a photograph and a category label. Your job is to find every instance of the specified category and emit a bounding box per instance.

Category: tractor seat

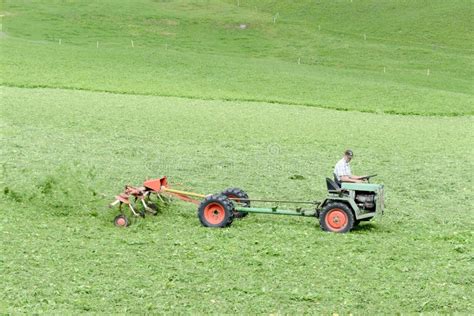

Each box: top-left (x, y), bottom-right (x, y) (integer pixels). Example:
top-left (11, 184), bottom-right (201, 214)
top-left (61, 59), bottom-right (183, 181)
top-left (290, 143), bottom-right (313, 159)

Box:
top-left (326, 178), bottom-right (348, 194)
top-left (326, 178), bottom-right (341, 191)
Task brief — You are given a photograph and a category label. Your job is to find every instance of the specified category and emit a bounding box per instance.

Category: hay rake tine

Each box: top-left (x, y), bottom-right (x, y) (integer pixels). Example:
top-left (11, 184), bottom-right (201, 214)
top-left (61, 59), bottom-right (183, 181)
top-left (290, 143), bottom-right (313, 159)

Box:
top-left (128, 203), bottom-right (139, 216)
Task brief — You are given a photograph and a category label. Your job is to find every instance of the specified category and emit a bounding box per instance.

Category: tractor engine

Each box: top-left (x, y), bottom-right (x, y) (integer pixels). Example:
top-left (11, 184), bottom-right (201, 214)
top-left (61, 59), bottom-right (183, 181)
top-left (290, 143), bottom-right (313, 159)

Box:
top-left (355, 193), bottom-right (375, 210)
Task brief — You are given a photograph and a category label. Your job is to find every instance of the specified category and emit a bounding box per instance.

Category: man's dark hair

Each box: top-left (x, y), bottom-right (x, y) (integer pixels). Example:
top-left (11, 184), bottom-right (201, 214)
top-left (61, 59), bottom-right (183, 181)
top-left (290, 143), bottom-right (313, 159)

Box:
top-left (345, 149), bottom-right (353, 157)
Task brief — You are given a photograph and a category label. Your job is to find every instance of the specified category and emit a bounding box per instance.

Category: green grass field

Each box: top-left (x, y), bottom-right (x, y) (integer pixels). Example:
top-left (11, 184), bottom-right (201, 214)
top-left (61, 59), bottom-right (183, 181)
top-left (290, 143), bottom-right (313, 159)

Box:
top-left (1, 0), bottom-right (473, 115)
top-left (1, 0), bottom-right (473, 314)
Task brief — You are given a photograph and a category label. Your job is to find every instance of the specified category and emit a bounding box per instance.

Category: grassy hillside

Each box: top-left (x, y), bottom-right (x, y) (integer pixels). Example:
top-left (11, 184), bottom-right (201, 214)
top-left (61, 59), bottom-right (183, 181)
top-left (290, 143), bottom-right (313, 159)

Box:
top-left (1, 1), bottom-right (473, 313)
top-left (1, 86), bottom-right (473, 314)
top-left (1, 0), bottom-right (473, 115)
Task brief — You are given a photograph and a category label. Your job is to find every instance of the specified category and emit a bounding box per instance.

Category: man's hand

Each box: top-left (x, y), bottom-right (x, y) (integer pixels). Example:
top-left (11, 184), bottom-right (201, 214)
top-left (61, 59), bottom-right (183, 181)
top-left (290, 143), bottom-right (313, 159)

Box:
top-left (359, 174), bottom-right (377, 181)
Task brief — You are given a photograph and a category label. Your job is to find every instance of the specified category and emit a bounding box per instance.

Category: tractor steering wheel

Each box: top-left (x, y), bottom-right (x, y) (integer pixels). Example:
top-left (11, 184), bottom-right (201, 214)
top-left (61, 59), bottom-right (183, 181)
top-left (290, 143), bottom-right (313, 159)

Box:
top-left (362, 174), bottom-right (377, 182)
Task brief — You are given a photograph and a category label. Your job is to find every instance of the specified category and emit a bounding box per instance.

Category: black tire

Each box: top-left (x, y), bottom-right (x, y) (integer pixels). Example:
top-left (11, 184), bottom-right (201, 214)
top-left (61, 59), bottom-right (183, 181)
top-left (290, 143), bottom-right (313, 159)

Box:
top-left (198, 194), bottom-right (234, 228)
top-left (319, 202), bottom-right (354, 233)
top-left (221, 187), bottom-right (250, 218)
top-left (114, 214), bottom-right (129, 227)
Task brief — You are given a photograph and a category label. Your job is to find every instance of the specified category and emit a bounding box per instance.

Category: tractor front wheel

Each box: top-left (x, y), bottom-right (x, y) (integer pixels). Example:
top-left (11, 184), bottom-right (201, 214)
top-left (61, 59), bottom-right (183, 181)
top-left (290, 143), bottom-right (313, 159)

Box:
top-left (198, 195), bottom-right (234, 228)
top-left (319, 202), bottom-right (354, 233)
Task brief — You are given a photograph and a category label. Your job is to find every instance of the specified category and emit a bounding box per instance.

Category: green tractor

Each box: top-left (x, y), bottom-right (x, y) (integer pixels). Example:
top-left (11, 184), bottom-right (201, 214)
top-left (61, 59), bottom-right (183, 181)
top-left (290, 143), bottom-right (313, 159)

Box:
top-left (317, 175), bottom-right (385, 232)
top-left (225, 175), bottom-right (385, 233)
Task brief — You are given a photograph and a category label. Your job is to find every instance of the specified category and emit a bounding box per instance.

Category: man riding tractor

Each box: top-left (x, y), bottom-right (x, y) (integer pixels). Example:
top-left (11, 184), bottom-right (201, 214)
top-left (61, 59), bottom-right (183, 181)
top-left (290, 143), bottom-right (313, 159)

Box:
top-left (333, 149), bottom-right (366, 185)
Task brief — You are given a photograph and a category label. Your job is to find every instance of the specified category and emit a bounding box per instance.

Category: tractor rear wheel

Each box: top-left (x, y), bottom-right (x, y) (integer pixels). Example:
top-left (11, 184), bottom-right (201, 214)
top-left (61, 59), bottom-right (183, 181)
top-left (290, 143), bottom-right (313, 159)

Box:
top-left (221, 187), bottom-right (250, 218)
top-left (319, 202), bottom-right (354, 233)
top-left (198, 194), bottom-right (234, 228)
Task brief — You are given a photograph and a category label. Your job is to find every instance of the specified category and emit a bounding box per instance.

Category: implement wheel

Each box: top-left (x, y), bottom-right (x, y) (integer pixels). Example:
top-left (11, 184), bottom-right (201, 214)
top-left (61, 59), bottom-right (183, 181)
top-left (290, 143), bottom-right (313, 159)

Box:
top-left (198, 195), bottom-right (234, 228)
top-left (114, 214), bottom-right (129, 228)
top-left (221, 187), bottom-right (250, 218)
top-left (319, 202), bottom-right (354, 233)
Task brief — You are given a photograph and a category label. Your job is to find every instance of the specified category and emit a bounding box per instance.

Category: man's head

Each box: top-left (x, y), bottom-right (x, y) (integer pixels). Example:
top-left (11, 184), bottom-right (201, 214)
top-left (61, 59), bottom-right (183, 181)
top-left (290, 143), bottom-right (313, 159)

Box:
top-left (344, 149), bottom-right (353, 162)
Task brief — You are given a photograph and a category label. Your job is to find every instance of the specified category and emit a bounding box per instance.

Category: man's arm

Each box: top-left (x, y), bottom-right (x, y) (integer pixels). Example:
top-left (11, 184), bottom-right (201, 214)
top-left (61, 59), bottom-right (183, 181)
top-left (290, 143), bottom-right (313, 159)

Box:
top-left (339, 175), bottom-right (365, 183)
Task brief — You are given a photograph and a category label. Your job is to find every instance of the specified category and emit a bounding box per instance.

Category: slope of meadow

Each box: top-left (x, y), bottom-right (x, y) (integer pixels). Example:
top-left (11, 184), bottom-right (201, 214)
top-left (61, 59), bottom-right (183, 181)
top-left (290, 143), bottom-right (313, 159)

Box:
top-left (1, 0), bottom-right (472, 115)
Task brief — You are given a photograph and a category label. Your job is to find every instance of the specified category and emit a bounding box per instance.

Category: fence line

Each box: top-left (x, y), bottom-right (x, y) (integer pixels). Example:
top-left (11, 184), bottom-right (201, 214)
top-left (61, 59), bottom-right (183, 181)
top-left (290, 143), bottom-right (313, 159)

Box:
top-left (10, 35), bottom-right (474, 77)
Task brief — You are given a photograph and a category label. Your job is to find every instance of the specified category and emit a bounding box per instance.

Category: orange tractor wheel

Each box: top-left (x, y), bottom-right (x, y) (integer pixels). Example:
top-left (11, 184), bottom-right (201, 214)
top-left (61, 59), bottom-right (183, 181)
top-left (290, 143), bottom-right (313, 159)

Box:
top-left (198, 195), bottom-right (234, 228)
top-left (319, 202), bottom-right (355, 233)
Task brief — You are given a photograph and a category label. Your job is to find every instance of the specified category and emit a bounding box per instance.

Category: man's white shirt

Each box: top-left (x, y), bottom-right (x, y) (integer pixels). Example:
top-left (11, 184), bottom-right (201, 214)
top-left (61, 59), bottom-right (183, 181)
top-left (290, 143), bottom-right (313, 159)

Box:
top-left (334, 158), bottom-right (352, 180)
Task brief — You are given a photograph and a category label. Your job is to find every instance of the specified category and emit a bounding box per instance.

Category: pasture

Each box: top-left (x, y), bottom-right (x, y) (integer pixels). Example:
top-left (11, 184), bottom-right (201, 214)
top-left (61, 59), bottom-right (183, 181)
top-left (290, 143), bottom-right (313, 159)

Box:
top-left (1, 0), bottom-right (472, 115)
top-left (2, 86), bottom-right (473, 313)
top-left (1, 0), bottom-right (473, 314)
